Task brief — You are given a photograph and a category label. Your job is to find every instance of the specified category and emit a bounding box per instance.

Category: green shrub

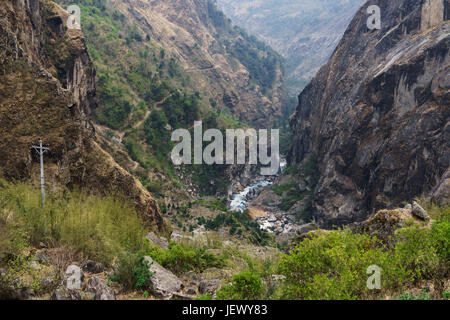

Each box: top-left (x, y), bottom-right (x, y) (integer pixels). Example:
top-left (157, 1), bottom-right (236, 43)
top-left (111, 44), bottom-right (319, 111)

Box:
top-left (109, 254), bottom-right (152, 290)
top-left (397, 290), bottom-right (431, 300)
top-left (393, 226), bottom-right (440, 281)
top-left (302, 154), bottom-right (319, 188)
top-left (430, 216), bottom-right (450, 261)
top-left (196, 293), bottom-right (213, 300)
top-left (443, 290), bottom-right (450, 300)
top-left (277, 230), bottom-right (392, 300)
top-left (216, 270), bottom-right (265, 300)
top-left (272, 182), bottom-right (294, 196)
top-left (142, 242), bottom-right (224, 276)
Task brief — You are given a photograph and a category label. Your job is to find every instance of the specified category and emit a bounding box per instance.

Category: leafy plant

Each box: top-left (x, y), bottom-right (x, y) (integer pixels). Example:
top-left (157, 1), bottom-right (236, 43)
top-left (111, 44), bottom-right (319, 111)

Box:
top-left (216, 270), bottom-right (266, 300)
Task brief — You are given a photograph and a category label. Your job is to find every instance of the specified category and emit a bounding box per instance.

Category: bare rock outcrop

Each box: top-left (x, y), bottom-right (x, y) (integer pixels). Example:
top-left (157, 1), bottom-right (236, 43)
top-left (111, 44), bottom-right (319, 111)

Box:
top-left (143, 256), bottom-right (183, 299)
top-left (288, 0), bottom-right (449, 227)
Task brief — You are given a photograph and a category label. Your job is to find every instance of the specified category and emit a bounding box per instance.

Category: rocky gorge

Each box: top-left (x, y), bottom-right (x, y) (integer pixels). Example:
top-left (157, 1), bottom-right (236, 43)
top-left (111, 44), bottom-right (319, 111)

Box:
top-left (0, 0), bottom-right (449, 301)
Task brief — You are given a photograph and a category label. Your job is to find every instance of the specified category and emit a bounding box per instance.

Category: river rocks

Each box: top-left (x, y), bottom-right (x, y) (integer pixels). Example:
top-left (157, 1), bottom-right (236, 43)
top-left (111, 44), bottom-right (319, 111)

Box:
top-left (65, 265), bottom-right (84, 290)
top-left (229, 180), bottom-right (274, 212)
top-left (145, 232), bottom-right (169, 249)
top-left (86, 276), bottom-right (115, 300)
top-left (412, 201), bottom-right (430, 220)
top-left (143, 256), bottom-right (182, 298)
top-left (81, 260), bottom-right (105, 274)
top-left (199, 279), bottom-right (222, 295)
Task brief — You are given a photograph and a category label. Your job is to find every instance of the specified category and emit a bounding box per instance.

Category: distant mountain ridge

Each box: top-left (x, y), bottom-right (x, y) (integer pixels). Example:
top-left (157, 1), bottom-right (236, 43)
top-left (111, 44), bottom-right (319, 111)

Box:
top-left (215, 0), bottom-right (365, 94)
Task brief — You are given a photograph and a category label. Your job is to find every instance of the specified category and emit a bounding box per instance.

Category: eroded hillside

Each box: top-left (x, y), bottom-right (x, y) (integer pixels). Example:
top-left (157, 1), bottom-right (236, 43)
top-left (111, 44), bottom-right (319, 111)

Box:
top-left (0, 0), bottom-right (167, 233)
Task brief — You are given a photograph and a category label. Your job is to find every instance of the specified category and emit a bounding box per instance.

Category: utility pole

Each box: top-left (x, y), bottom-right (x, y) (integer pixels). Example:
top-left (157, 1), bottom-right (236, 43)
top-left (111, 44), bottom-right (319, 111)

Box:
top-left (32, 139), bottom-right (49, 207)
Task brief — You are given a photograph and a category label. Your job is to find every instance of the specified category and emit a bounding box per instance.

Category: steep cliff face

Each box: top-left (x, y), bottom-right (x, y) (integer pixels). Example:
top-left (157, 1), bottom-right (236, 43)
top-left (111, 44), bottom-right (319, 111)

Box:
top-left (0, 0), bottom-right (168, 233)
top-left (289, 0), bottom-right (449, 227)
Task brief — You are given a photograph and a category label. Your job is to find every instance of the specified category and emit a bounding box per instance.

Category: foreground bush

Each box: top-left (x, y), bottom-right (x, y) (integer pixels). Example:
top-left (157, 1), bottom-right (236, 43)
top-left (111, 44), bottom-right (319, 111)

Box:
top-left (216, 270), bottom-right (266, 300)
top-left (109, 254), bottom-right (153, 291)
top-left (142, 242), bottom-right (225, 276)
top-left (276, 212), bottom-right (449, 300)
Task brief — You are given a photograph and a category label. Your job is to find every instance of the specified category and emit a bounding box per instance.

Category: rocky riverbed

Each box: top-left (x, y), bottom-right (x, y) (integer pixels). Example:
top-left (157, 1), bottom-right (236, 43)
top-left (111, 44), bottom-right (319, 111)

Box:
top-left (227, 158), bottom-right (311, 236)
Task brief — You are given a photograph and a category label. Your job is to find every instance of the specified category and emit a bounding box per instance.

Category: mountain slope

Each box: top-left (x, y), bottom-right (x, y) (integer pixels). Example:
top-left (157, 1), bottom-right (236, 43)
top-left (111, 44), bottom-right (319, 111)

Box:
top-left (288, 0), bottom-right (449, 227)
top-left (0, 0), bottom-right (168, 233)
top-left (50, 0), bottom-right (286, 196)
top-left (215, 0), bottom-right (365, 94)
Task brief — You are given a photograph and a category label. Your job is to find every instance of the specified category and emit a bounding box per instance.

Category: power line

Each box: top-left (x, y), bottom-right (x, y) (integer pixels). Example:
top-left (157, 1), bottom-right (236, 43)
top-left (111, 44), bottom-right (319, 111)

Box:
top-left (32, 139), bottom-right (49, 207)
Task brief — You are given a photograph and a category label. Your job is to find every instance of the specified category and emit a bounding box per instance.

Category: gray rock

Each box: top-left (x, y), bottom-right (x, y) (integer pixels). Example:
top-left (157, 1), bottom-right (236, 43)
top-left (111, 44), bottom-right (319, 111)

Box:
top-left (86, 276), bottom-right (115, 300)
top-left (81, 260), bottom-right (105, 274)
top-left (184, 271), bottom-right (201, 283)
top-left (404, 203), bottom-right (412, 210)
top-left (65, 265), bottom-right (84, 290)
top-left (51, 287), bottom-right (81, 300)
top-left (185, 287), bottom-right (197, 295)
top-left (198, 279), bottom-right (221, 295)
top-left (297, 223), bottom-right (317, 235)
top-left (144, 256), bottom-right (182, 298)
top-left (172, 292), bottom-right (194, 300)
top-left (412, 201), bottom-right (430, 220)
top-left (145, 232), bottom-right (169, 249)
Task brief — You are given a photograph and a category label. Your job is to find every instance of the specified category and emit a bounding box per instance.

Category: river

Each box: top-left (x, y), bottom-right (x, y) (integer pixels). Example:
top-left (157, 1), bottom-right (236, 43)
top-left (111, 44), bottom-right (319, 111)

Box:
top-left (229, 158), bottom-right (287, 213)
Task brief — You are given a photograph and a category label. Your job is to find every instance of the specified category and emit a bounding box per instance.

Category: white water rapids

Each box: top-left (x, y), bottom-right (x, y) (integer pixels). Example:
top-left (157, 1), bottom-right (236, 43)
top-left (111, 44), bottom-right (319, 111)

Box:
top-left (229, 158), bottom-right (287, 213)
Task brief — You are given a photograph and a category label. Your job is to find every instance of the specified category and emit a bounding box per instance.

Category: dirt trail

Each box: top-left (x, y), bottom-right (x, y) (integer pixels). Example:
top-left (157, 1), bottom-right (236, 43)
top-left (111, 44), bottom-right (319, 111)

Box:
top-left (98, 95), bottom-right (172, 143)
top-left (130, 94), bottom-right (173, 133)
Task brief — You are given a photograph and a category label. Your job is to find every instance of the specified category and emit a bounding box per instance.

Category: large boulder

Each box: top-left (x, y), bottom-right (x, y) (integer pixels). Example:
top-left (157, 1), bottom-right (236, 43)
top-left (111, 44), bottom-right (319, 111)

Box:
top-left (198, 279), bottom-right (222, 295)
top-left (81, 260), bottom-right (105, 274)
top-left (412, 201), bottom-right (430, 220)
top-left (51, 287), bottom-right (81, 300)
top-left (143, 257), bottom-right (182, 299)
top-left (86, 276), bottom-right (115, 300)
top-left (145, 232), bottom-right (169, 249)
